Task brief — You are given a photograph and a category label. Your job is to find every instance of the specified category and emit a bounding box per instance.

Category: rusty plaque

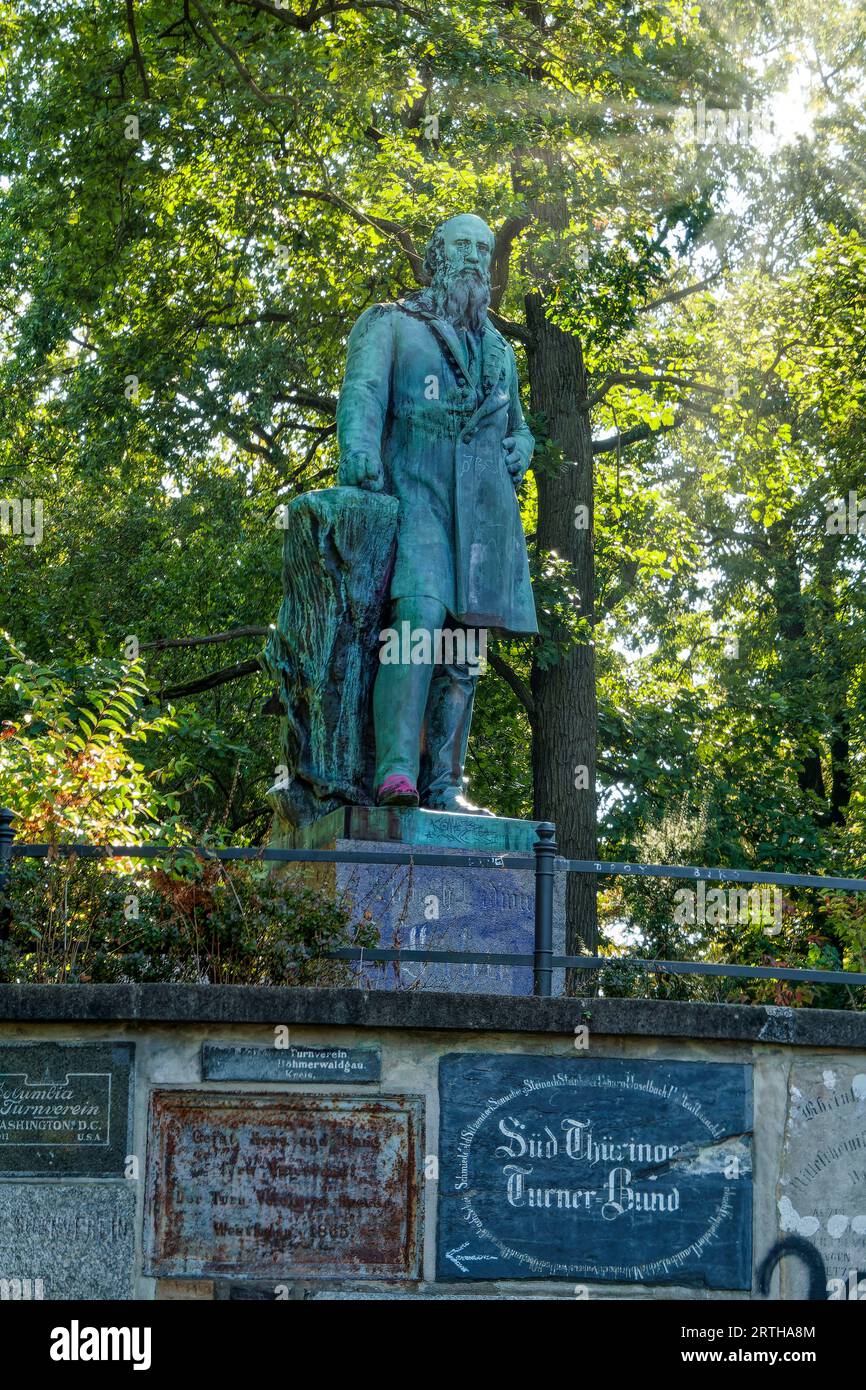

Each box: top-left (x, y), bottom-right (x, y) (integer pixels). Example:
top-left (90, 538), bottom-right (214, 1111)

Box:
top-left (143, 1090), bottom-right (424, 1280)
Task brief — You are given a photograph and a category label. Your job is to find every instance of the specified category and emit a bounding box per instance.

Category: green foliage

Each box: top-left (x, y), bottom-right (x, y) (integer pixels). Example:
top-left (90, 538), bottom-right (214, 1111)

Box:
top-left (1, 854), bottom-right (377, 985)
top-left (0, 634), bottom-right (372, 984)
top-left (1, 0), bottom-right (865, 1003)
top-left (0, 631), bottom-right (178, 841)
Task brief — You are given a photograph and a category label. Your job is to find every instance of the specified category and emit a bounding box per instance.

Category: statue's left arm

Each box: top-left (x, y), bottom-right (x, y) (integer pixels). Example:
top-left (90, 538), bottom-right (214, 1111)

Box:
top-left (502, 345), bottom-right (535, 486)
top-left (336, 304), bottom-right (394, 491)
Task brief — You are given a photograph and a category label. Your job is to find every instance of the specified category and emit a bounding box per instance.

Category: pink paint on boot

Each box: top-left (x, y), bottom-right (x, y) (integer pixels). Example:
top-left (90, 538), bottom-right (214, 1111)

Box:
top-left (376, 774), bottom-right (419, 807)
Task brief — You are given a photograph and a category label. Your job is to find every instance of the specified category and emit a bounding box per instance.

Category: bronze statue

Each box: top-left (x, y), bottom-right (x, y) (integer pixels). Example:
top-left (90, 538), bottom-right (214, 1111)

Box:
top-left (336, 214), bottom-right (538, 815)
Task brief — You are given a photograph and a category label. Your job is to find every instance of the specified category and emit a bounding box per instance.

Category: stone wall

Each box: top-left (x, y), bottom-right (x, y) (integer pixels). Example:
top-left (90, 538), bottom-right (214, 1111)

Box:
top-left (0, 988), bottom-right (863, 1300)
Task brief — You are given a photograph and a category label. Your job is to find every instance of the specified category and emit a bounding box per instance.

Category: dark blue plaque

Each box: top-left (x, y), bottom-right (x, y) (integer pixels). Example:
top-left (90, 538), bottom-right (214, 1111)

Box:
top-left (437, 1054), bottom-right (752, 1288)
top-left (201, 1044), bottom-right (381, 1083)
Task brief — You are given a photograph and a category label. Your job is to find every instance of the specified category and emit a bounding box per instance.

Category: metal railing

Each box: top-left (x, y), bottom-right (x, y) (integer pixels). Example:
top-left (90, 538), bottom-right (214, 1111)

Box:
top-left (1, 808), bottom-right (866, 997)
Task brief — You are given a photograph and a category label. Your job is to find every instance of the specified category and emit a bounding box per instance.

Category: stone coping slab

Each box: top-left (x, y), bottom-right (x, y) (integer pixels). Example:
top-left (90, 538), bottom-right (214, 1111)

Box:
top-left (277, 805), bottom-right (549, 852)
top-left (0, 986), bottom-right (863, 1047)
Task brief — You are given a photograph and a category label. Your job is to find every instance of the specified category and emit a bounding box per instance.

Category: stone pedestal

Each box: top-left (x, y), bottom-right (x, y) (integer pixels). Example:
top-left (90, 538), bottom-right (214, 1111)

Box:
top-left (271, 807), bottom-right (565, 996)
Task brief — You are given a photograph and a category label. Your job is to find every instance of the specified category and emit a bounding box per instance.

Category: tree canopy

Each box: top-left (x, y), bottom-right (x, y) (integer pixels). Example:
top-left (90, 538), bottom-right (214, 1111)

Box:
top-left (1, 0), bottom-right (865, 1000)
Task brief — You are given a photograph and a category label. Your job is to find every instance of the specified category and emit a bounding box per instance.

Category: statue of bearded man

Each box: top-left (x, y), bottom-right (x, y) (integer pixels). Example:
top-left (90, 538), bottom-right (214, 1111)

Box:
top-left (336, 213), bottom-right (538, 815)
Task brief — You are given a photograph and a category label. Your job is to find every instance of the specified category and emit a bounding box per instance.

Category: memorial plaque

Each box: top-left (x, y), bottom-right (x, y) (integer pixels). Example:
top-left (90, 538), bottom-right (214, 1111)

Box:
top-left (777, 1059), bottom-right (866, 1297)
top-left (437, 1054), bottom-right (753, 1287)
top-left (0, 1182), bottom-right (135, 1300)
top-left (144, 1090), bottom-right (424, 1279)
top-left (0, 1042), bottom-right (134, 1177)
top-left (201, 1043), bottom-right (381, 1084)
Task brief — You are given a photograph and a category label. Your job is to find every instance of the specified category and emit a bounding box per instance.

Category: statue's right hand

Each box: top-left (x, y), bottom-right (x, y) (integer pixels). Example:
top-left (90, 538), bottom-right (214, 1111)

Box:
top-left (338, 451), bottom-right (384, 491)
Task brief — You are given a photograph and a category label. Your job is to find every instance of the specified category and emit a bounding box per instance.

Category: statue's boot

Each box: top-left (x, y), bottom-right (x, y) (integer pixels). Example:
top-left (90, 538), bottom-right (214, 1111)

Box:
top-left (376, 774), bottom-right (420, 808)
top-left (420, 664), bottom-right (494, 816)
top-left (372, 599), bottom-right (442, 804)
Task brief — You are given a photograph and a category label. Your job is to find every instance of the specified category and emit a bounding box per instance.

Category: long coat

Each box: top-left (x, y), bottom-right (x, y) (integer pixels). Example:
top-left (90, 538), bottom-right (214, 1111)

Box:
top-left (336, 296), bottom-right (538, 634)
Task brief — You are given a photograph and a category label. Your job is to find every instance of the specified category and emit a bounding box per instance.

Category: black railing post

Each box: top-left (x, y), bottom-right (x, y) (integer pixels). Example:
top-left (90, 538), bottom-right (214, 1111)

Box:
top-left (0, 808), bottom-right (15, 940)
top-left (533, 821), bottom-right (556, 997)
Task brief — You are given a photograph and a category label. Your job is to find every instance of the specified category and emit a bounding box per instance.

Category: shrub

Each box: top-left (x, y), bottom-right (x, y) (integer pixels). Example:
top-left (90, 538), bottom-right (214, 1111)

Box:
top-left (0, 852), bottom-right (377, 985)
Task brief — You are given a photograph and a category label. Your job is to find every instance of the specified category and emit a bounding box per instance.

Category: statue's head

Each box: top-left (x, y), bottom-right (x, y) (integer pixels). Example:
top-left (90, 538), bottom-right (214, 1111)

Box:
top-left (423, 213), bottom-right (494, 332)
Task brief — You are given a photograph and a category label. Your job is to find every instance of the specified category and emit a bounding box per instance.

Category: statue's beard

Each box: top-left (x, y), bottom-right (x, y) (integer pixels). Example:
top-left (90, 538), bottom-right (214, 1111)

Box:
top-left (430, 266), bottom-right (490, 333)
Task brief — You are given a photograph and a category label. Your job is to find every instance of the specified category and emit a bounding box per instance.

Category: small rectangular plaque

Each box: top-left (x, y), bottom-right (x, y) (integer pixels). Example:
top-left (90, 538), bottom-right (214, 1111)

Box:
top-left (201, 1044), bottom-right (381, 1084)
top-left (144, 1090), bottom-right (424, 1279)
top-left (0, 1042), bottom-right (134, 1177)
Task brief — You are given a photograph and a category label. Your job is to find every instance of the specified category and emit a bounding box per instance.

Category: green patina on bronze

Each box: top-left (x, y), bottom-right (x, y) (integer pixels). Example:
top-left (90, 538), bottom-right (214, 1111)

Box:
top-left (264, 487), bottom-right (398, 827)
top-left (265, 213), bottom-right (538, 827)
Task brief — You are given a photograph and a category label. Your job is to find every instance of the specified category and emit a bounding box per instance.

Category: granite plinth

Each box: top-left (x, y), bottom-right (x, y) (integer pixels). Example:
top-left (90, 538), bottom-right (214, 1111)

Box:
top-left (274, 808), bottom-right (565, 995)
